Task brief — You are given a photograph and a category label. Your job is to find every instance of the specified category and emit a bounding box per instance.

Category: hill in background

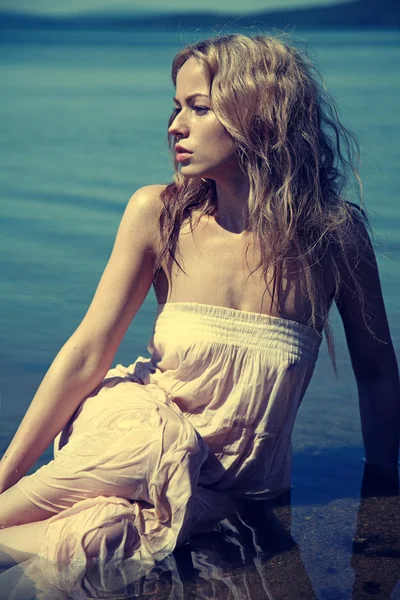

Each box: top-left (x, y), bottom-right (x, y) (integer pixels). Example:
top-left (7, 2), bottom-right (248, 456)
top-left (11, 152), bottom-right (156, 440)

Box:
top-left (0, 0), bottom-right (399, 29)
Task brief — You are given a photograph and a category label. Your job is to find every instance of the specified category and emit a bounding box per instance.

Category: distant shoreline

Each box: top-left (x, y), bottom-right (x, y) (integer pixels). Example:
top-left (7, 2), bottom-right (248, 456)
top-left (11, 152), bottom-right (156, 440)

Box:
top-left (1, 0), bottom-right (399, 30)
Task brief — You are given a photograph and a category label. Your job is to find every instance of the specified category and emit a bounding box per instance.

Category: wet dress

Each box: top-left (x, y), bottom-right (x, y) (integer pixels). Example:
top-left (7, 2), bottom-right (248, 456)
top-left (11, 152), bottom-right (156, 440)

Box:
top-left (14, 301), bottom-right (322, 592)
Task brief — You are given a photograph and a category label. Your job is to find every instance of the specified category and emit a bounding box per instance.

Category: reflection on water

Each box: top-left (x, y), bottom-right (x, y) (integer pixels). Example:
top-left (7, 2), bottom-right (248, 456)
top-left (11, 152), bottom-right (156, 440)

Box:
top-left (0, 465), bottom-right (398, 600)
top-left (351, 465), bottom-right (400, 600)
top-left (0, 25), bottom-right (399, 600)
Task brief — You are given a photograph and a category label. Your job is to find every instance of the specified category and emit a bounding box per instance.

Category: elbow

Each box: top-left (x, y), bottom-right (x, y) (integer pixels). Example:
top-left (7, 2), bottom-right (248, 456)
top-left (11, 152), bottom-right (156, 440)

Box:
top-left (353, 350), bottom-right (399, 386)
top-left (356, 374), bottom-right (400, 409)
top-left (355, 370), bottom-right (400, 393)
top-left (59, 335), bottom-right (110, 385)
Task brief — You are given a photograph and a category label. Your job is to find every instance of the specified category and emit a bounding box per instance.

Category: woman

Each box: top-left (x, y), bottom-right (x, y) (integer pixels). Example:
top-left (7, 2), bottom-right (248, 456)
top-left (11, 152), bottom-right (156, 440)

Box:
top-left (0, 32), bottom-right (398, 594)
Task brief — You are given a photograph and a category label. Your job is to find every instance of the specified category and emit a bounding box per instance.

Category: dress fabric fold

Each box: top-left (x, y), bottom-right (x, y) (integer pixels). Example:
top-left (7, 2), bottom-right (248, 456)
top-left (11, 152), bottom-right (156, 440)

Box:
top-left (10, 301), bottom-right (321, 596)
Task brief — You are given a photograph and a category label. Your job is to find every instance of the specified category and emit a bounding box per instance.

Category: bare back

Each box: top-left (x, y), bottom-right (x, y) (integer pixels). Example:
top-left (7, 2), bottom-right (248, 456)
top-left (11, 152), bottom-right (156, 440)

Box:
top-left (152, 197), bottom-right (335, 331)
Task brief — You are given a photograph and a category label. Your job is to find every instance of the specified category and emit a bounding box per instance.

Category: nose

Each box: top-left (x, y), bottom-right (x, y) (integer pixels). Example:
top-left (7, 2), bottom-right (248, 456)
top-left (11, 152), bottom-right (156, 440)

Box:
top-left (168, 109), bottom-right (189, 138)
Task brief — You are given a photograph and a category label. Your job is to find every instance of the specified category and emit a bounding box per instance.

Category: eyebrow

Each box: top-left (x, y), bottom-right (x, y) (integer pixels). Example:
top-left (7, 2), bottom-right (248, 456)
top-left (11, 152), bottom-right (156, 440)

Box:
top-left (173, 93), bottom-right (210, 104)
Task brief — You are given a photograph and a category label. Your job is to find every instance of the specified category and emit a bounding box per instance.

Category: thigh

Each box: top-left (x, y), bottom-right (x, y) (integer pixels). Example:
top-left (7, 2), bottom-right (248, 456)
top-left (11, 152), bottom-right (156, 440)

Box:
top-left (13, 395), bottom-right (206, 516)
top-left (14, 426), bottom-right (156, 515)
top-left (0, 517), bottom-right (50, 566)
top-left (0, 485), bottom-right (55, 528)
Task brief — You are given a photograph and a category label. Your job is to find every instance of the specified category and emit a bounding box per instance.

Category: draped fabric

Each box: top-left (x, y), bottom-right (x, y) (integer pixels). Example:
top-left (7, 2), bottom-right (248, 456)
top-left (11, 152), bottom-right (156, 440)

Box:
top-left (3, 301), bottom-right (321, 598)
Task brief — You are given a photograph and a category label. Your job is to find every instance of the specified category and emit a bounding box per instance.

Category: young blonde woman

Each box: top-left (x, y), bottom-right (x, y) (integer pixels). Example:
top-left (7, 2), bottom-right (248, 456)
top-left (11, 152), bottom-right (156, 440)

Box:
top-left (0, 33), bottom-right (398, 594)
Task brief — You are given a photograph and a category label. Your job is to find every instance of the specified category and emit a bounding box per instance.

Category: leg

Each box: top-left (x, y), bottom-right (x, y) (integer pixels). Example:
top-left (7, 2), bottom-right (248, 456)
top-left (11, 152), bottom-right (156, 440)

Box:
top-left (0, 497), bottom-right (140, 577)
top-left (0, 519), bottom-right (50, 566)
top-left (0, 386), bottom-right (207, 564)
top-left (0, 518), bottom-right (66, 600)
top-left (0, 485), bottom-right (55, 528)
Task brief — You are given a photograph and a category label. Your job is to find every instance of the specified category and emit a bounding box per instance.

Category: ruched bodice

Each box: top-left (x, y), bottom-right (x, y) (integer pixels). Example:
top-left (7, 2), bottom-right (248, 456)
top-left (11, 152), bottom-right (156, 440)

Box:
top-left (130, 301), bottom-right (322, 497)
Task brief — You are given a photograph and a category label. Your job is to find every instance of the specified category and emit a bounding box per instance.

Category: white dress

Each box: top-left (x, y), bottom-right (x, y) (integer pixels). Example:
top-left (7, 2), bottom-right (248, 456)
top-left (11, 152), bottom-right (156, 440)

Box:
top-left (9, 301), bottom-right (322, 598)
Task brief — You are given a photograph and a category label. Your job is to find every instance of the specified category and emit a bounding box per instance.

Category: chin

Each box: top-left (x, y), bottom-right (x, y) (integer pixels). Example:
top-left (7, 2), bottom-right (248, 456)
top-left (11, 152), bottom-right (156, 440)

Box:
top-left (180, 168), bottom-right (210, 179)
top-left (181, 164), bottom-right (221, 179)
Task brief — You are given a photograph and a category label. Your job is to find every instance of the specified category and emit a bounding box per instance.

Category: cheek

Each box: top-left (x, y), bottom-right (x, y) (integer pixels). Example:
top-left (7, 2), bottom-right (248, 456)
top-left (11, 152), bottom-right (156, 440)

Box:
top-left (218, 139), bottom-right (237, 163)
top-left (207, 128), bottom-right (236, 157)
top-left (219, 128), bottom-right (236, 153)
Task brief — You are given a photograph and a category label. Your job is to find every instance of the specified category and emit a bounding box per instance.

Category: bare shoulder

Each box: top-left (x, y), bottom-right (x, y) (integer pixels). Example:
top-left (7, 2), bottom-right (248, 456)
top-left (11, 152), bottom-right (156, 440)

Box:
top-left (71, 184), bottom-right (170, 356)
top-left (125, 183), bottom-right (168, 253)
top-left (127, 183), bottom-right (167, 214)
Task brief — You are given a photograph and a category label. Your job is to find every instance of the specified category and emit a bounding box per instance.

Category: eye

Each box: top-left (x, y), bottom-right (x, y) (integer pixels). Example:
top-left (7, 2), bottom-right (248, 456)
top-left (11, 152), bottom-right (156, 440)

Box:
top-left (194, 106), bottom-right (209, 115)
top-left (171, 106), bottom-right (209, 116)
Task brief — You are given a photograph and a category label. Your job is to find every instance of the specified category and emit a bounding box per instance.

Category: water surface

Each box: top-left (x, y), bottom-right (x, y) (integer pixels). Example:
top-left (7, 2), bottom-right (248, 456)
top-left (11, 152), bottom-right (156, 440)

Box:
top-left (0, 27), bottom-right (399, 599)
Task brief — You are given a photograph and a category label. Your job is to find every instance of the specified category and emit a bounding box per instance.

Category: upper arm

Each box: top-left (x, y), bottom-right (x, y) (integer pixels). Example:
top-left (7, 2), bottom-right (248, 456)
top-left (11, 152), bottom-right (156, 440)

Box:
top-left (335, 221), bottom-right (397, 382)
top-left (70, 184), bottom-right (165, 370)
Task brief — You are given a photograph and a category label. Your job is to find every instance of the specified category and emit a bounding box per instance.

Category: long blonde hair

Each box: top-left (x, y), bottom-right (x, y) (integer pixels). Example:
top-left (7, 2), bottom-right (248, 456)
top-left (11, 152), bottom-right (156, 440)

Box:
top-left (153, 33), bottom-right (372, 374)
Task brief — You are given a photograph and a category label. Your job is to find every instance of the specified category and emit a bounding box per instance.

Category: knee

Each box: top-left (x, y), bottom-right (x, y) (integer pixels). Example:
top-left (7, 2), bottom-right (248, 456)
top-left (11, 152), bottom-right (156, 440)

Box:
top-left (84, 519), bottom-right (140, 562)
top-left (38, 496), bottom-right (141, 566)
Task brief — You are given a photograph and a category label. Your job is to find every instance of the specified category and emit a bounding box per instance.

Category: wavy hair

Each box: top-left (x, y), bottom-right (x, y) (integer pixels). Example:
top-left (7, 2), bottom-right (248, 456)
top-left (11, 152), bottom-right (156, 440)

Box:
top-left (153, 33), bottom-right (373, 374)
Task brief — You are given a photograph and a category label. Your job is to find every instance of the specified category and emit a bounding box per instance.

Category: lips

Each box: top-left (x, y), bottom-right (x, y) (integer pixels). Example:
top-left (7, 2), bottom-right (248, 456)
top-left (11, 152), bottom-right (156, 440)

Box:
top-left (175, 145), bottom-right (192, 154)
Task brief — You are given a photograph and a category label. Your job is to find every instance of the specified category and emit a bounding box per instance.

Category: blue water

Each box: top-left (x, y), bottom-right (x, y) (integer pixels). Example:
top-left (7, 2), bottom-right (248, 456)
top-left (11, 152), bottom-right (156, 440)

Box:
top-left (0, 27), bottom-right (399, 599)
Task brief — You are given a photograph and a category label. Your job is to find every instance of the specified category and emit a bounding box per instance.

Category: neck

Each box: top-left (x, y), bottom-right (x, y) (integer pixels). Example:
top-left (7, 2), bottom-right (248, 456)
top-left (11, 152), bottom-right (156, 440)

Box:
top-left (212, 171), bottom-right (251, 234)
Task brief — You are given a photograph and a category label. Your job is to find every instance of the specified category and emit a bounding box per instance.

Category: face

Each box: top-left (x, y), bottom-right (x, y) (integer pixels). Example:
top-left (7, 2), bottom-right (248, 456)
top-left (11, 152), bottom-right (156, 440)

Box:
top-left (168, 56), bottom-right (238, 180)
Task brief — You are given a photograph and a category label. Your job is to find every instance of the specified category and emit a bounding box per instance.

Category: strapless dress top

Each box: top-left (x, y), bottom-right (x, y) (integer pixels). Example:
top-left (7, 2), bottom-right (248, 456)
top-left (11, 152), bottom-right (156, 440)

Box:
top-left (130, 301), bottom-right (322, 497)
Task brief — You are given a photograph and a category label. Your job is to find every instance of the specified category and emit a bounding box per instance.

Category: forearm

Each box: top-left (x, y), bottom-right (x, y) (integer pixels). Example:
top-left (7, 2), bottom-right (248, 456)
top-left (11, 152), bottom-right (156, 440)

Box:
top-left (358, 377), bottom-right (400, 468)
top-left (0, 339), bottom-right (108, 492)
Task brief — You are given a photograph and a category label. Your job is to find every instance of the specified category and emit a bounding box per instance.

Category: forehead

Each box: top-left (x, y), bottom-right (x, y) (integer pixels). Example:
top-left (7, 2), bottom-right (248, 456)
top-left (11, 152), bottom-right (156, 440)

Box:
top-left (175, 56), bottom-right (209, 94)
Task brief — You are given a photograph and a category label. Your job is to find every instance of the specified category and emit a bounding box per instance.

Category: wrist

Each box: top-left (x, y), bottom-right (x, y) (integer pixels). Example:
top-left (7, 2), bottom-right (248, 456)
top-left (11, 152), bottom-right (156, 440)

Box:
top-left (362, 461), bottom-right (399, 496)
top-left (0, 459), bottom-right (21, 493)
top-left (363, 439), bottom-right (399, 469)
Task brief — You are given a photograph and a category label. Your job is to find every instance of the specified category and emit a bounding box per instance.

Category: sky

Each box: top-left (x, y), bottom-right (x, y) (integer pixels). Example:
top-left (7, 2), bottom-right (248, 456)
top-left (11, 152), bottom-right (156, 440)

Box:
top-left (0, 0), bottom-right (350, 15)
